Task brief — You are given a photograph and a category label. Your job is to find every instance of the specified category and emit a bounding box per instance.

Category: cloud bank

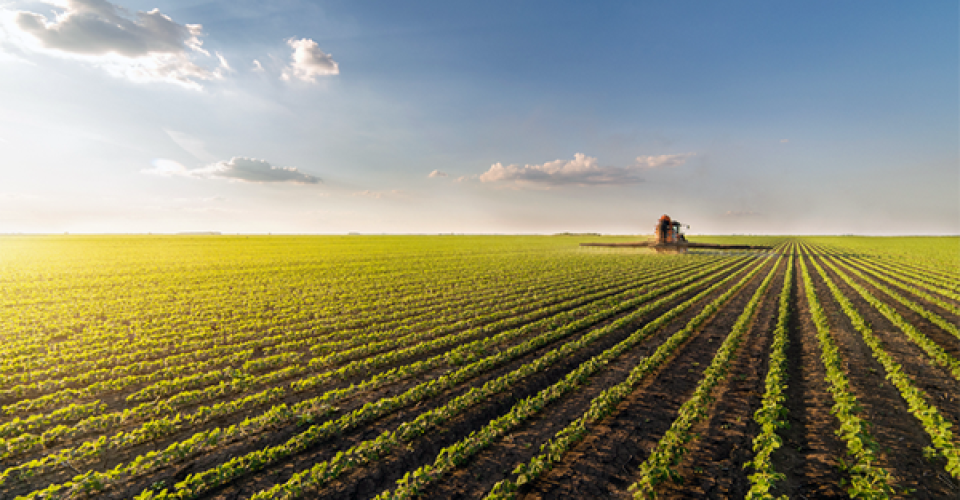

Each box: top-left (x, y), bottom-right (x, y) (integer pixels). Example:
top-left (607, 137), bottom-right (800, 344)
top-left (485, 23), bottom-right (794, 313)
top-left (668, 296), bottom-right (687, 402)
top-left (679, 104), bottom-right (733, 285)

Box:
top-left (281, 38), bottom-right (339, 83)
top-left (477, 152), bottom-right (695, 188)
top-left (7, 0), bottom-right (223, 88)
top-left (144, 157), bottom-right (320, 184)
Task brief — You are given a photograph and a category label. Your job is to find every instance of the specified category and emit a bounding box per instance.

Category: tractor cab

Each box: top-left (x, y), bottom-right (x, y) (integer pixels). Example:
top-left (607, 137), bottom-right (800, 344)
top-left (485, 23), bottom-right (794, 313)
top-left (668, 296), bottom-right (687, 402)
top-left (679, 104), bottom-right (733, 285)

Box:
top-left (655, 215), bottom-right (687, 245)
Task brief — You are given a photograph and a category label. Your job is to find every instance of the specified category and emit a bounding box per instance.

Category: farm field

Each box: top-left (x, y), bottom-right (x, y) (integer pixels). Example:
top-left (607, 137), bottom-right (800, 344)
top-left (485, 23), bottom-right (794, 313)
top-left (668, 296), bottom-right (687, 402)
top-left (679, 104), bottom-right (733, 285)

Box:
top-left (0, 235), bottom-right (958, 499)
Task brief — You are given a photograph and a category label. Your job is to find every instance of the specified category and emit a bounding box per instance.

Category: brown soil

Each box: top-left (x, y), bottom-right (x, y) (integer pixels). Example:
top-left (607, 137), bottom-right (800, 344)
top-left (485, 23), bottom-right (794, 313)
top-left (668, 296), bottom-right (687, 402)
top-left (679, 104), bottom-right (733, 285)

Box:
top-left (654, 257), bottom-right (786, 498)
top-left (511, 259), bottom-right (773, 499)
top-left (413, 260), bottom-right (767, 500)
top-left (197, 260), bottom-right (752, 500)
top-left (29, 259), bottom-right (739, 500)
top-left (1, 267), bottom-right (673, 498)
top-left (8, 248), bottom-right (960, 500)
top-left (767, 258), bottom-right (847, 499)
top-left (806, 253), bottom-right (960, 498)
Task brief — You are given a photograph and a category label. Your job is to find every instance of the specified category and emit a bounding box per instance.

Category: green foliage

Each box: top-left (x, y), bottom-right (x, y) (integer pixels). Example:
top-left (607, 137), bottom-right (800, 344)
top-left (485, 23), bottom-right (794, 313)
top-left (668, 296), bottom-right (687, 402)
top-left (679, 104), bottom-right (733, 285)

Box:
top-left (798, 250), bottom-right (894, 498)
top-left (2, 235), bottom-right (955, 499)
top-left (806, 245), bottom-right (960, 482)
top-left (745, 248), bottom-right (795, 499)
top-left (485, 249), bottom-right (783, 500)
top-left (630, 252), bottom-right (785, 499)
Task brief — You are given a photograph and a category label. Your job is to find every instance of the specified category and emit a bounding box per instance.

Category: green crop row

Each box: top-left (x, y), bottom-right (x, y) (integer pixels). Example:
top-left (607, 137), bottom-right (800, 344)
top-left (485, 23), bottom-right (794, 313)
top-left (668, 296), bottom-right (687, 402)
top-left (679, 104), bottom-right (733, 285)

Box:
top-left (809, 254), bottom-right (960, 480)
top-left (821, 252), bottom-right (960, 340)
top-left (15, 257), bottom-right (745, 499)
top-left (482, 252), bottom-right (779, 500)
top-left (138, 258), bottom-right (750, 500)
top-left (817, 256), bottom-right (960, 382)
top-left (745, 249), bottom-right (795, 499)
top-left (797, 250), bottom-right (894, 499)
top-left (1, 249), bottom-right (618, 378)
top-left (2, 262), bottom-right (618, 394)
top-left (248, 256), bottom-right (764, 500)
top-left (629, 254), bottom-right (783, 498)
top-left (835, 253), bottom-right (960, 308)
top-left (1, 260), bottom-right (662, 447)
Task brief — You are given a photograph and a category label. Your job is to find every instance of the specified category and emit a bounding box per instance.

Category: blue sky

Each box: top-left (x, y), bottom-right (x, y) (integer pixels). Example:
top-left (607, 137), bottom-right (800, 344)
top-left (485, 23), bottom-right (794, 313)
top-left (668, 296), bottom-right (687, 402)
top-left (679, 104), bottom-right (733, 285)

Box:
top-left (0, 0), bottom-right (956, 234)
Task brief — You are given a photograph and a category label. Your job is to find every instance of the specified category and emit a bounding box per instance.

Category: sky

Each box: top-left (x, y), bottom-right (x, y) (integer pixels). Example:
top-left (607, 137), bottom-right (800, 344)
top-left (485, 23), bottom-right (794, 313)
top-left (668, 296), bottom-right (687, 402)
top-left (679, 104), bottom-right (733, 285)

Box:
top-left (0, 0), bottom-right (956, 235)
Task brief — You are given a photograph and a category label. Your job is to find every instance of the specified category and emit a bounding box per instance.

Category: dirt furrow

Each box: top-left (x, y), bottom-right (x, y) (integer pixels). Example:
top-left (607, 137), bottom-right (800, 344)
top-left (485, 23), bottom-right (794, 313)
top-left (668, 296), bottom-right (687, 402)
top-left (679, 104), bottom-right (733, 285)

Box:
top-left (509, 258), bottom-right (773, 499)
top-left (765, 257), bottom-right (846, 498)
top-left (410, 258), bottom-right (773, 500)
top-left (835, 256), bottom-right (960, 347)
top-left (654, 258), bottom-right (786, 498)
top-left (860, 259), bottom-right (960, 303)
top-left (0, 268), bottom-right (634, 417)
top-left (244, 283), bottom-right (711, 500)
top-left (2, 272), bottom-right (688, 499)
top-left (807, 254), bottom-right (960, 498)
top-left (169, 260), bottom-right (752, 500)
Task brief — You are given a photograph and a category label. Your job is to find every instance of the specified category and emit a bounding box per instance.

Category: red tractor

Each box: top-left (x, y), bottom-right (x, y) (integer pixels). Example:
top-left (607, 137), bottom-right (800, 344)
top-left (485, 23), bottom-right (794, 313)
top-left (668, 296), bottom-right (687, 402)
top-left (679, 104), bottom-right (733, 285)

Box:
top-left (580, 214), bottom-right (771, 253)
top-left (655, 214), bottom-right (687, 246)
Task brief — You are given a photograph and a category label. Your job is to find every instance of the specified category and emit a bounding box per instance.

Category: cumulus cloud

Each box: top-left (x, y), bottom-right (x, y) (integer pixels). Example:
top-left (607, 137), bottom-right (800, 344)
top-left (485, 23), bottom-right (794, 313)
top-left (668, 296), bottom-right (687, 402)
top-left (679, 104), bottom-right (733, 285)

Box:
top-left (5, 0), bottom-right (220, 88)
top-left (281, 38), bottom-right (338, 83)
top-left (143, 157), bottom-right (320, 184)
top-left (428, 170), bottom-right (448, 178)
top-left (205, 157), bottom-right (320, 184)
top-left (476, 152), bottom-right (695, 188)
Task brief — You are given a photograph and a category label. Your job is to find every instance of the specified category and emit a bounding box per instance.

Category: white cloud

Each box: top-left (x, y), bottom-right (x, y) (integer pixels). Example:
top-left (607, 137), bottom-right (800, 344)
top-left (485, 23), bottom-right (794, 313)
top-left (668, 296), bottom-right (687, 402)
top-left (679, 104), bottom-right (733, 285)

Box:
top-left (5, 0), bottom-right (220, 88)
top-left (633, 153), bottom-right (696, 169)
top-left (428, 170), bottom-right (448, 178)
top-left (251, 59), bottom-right (264, 72)
top-left (205, 157), bottom-right (320, 184)
top-left (281, 38), bottom-right (338, 83)
top-left (477, 152), bottom-right (695, 188)
top-left (143, 157), bottom-right (320, 184)
top-left (213, 51), bottom-right (231, 77)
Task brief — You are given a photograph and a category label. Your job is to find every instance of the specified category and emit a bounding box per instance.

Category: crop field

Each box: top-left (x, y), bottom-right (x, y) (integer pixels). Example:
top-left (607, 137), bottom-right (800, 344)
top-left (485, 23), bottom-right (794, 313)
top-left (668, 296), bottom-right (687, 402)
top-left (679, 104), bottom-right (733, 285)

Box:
top-left (1, 234), bottom-right (958, 499)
